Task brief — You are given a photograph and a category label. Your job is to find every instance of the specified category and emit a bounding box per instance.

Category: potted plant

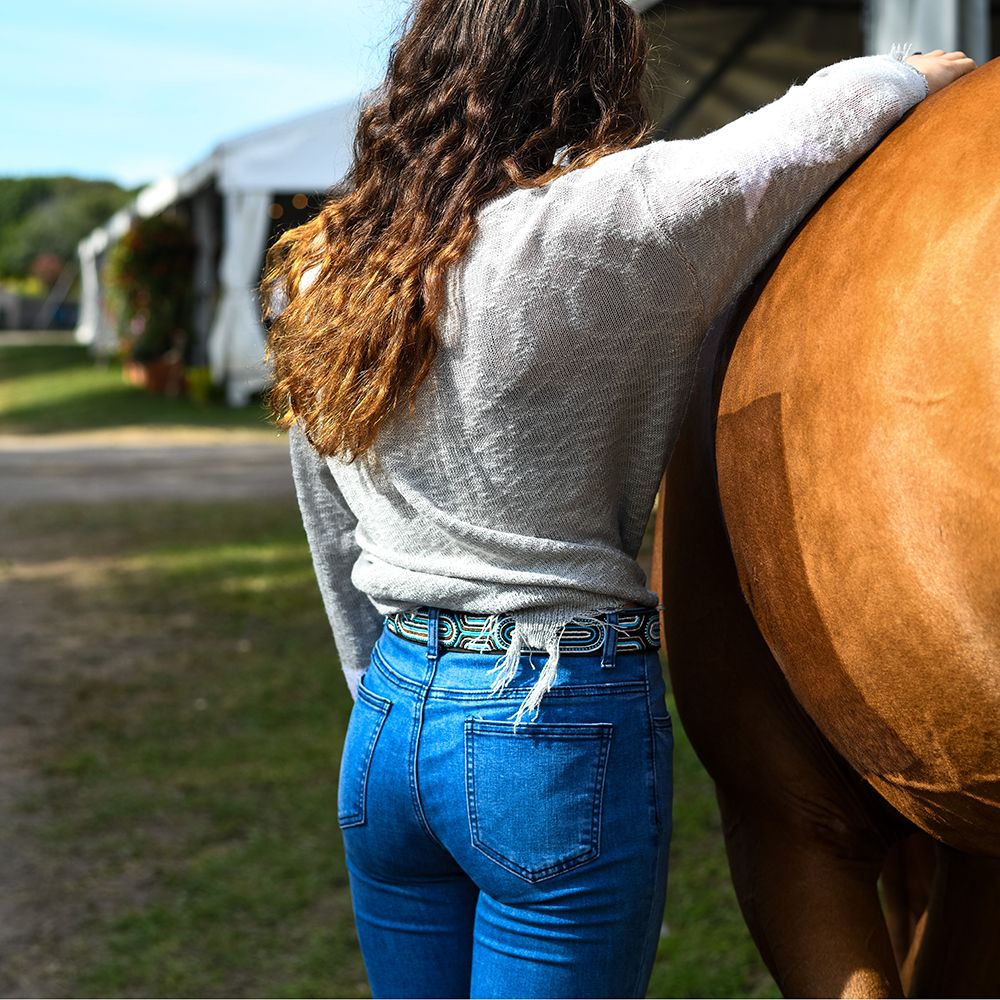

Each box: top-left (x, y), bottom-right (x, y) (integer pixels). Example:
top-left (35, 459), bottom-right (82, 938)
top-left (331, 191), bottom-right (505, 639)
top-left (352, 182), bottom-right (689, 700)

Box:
top-left (104, 212), bottom-right (196, 395)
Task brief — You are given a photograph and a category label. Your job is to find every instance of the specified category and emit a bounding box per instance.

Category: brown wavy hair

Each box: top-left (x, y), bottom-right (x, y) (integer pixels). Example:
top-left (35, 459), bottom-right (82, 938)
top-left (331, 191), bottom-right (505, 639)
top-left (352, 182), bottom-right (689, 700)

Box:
top-left (262, 0), bottom-right (652, 460)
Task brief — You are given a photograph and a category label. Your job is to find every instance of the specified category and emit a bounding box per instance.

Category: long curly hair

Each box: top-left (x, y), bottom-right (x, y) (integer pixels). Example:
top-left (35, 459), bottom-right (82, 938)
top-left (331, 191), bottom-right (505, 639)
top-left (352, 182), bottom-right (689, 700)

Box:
top-left (262, 0), bottom-right (652, 460)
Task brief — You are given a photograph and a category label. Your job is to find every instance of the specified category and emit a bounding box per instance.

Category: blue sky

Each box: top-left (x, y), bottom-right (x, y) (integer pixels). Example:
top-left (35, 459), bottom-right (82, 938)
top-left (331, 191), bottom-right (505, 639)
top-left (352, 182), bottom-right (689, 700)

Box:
top-left (2, 0), bottom-right (412, 188)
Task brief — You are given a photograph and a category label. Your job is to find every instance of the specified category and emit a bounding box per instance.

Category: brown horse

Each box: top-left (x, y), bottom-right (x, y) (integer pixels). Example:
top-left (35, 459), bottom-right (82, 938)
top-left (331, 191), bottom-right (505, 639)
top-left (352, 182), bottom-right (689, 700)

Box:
top-left (652, 59), bottom-right (1000, 997)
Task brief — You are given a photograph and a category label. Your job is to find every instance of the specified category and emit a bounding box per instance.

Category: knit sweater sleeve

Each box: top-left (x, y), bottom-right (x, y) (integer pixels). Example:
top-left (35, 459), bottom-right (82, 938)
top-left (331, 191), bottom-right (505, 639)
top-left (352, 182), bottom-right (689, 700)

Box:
top-left (288, 420), bottom-right (384, 699)
top-left (635, 53), bottom-right (928, 320)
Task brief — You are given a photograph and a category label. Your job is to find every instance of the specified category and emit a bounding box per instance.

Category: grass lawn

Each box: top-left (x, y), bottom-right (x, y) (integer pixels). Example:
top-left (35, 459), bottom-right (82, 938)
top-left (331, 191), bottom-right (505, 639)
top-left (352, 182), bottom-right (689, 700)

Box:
top-left (0, 343), bottom-right (273, 434)
top-left (5, 500), bottom-right (777, 998)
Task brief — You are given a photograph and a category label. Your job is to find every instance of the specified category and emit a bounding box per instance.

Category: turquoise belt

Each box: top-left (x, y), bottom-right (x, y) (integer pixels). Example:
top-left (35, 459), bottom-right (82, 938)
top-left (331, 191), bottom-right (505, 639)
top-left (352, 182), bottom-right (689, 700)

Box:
top-left (384, 606), bottom-right (660, 656)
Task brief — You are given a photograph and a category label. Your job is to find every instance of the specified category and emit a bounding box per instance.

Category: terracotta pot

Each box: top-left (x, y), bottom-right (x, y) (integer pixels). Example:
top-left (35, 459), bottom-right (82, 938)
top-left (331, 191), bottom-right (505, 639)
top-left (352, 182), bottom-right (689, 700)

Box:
top-left (123, 358), bottom-right (187, 396)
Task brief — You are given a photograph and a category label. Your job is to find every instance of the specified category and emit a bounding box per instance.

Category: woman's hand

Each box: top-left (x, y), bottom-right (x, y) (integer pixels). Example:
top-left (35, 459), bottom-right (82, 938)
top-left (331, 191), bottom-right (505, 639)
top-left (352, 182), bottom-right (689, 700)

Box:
top-left (905, 50), bottom-right (977, 95)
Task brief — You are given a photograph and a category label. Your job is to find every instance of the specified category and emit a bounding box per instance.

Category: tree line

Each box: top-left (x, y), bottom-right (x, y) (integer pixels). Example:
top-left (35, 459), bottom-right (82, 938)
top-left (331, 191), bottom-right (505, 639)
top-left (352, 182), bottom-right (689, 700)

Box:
top-left (0, 176), bottom-right (138, 290)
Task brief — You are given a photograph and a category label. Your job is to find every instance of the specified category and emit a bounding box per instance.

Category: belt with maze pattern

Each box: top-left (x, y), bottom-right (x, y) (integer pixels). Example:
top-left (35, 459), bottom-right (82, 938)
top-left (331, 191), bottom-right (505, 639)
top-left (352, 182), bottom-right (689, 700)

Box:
top-left (384, 606), bottom-right (661, 655)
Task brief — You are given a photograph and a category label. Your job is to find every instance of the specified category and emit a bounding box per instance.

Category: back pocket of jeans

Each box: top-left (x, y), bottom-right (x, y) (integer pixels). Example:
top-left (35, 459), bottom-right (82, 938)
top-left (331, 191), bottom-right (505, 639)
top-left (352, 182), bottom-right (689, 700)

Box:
top-left (464, 718), bottom-right (613, 882)
top-left (337, 681), bottom-right (392, 829)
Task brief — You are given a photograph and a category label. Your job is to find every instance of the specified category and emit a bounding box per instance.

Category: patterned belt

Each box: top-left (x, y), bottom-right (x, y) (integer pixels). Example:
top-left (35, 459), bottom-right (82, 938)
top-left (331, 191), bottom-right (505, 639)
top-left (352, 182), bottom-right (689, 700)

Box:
top-left (384, 606), bottom-right (661, 655)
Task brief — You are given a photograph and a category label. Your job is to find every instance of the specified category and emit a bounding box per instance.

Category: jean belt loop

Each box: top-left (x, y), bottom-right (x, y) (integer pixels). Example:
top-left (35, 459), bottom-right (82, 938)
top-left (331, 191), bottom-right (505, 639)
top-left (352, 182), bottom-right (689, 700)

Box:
top-left (600, 610), bottom-right (618, 670)
top-left (426, 606), bottom-right (441, 665)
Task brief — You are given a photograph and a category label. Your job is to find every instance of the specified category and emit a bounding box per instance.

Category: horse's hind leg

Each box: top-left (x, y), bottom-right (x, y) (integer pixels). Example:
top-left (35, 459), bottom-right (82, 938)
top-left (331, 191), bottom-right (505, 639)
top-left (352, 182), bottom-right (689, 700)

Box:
top-left (879, 831), bottom-right (935, 990)
top-left (908, 844), bottom-right (1000, 997)
top-left (719, 791), bottom-right (902, 997)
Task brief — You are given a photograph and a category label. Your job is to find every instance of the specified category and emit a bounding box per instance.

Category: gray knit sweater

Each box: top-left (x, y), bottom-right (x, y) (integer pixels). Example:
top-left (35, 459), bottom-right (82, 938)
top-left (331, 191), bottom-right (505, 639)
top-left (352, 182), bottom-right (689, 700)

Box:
top-left (289, 51), bottom-right (928, 722)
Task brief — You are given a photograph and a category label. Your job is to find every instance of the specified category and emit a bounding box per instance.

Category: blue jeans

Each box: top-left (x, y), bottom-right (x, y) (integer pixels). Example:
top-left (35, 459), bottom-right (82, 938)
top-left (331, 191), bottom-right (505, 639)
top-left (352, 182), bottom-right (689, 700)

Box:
top-left (338, 609), bottom-right (673, 999)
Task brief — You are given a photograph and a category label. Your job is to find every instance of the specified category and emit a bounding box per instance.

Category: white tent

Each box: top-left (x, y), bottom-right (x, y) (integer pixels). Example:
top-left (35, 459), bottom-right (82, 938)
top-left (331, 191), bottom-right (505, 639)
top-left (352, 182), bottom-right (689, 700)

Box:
top-left (76, 97), bottom-right (360, 404)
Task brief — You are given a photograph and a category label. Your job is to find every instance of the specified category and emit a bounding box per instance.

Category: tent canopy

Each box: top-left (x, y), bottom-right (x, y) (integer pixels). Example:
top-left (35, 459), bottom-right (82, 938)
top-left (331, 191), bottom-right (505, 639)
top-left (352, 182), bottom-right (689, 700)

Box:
top-left (135, 96), bottom-right (360, 215)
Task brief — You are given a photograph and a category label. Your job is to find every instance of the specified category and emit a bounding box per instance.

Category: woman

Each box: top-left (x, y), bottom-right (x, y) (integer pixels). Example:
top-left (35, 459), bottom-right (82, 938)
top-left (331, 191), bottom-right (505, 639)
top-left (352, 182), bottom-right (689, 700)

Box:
top-left (263, 2), bottom-right (974, 996)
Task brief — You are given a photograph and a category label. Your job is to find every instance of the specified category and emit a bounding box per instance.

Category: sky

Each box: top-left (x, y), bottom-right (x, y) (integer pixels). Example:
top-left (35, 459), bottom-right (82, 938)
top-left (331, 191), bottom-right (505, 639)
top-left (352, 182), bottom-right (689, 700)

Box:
top-left (1, 0), bottom-right (412, 188)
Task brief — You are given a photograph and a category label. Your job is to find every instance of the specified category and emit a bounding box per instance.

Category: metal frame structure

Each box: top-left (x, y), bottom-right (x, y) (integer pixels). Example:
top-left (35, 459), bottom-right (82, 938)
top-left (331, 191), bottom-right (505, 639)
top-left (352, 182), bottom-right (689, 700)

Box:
top-left (630, 0), bottom-right (994, 138)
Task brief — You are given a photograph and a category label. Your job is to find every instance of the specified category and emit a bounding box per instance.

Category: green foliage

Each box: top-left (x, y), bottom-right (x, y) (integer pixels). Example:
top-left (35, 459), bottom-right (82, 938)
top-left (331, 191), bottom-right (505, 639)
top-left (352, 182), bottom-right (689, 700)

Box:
top-left (0, 175), bottom-right (135, 279)
top-left (103, 213), bottom-right (197, 363)
top-left (0, 176), bottom-right (60, 239)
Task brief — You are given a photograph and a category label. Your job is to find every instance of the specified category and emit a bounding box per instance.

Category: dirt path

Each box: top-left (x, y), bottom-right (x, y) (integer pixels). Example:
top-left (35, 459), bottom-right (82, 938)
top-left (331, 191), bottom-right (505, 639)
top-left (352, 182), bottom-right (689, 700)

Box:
top-left (0, 558), bottom-right (96, 997)
top-left (0, 429), bottom-right (294, 505)
top-left (0, 428), bottom-right (296, 996)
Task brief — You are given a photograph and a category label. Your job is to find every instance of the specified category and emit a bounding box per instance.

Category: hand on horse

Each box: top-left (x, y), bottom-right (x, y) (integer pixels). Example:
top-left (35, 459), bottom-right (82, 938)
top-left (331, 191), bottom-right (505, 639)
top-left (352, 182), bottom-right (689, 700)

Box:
top-left (905, 50), bottom-right (978, 95)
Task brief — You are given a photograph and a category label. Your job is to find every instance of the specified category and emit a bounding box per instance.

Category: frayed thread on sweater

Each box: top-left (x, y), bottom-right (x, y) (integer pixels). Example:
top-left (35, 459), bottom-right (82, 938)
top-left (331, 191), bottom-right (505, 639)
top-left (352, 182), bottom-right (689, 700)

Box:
top-left (887, 42), bottom-right (930, 97)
